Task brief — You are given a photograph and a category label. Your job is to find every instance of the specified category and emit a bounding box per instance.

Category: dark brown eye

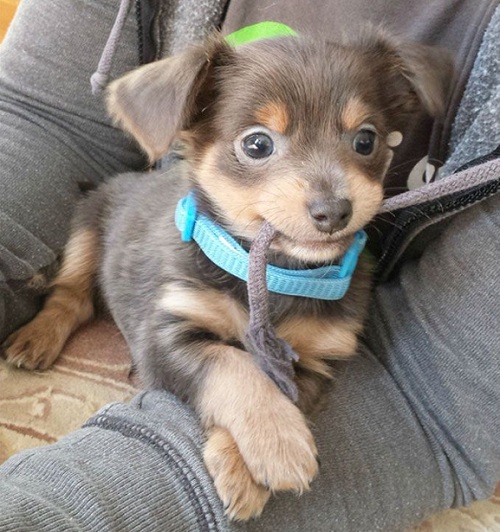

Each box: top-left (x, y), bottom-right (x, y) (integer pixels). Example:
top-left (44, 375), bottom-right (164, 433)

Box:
top-left (353, 129), bottom-right (376, 155)
top-left (242, 133), bottom-right (274, 159)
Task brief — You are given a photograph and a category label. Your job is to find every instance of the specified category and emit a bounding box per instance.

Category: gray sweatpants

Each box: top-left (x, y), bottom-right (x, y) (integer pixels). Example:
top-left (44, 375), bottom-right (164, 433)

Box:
top-left (0, 0), bottom-right (147, 339)
top-left (0, 0), bottom-right (499, 531)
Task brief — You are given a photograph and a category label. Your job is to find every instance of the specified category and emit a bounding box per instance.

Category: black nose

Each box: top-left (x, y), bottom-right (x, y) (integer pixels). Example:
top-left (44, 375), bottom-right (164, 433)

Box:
top-left (308, 198), bottom-right (353, 233)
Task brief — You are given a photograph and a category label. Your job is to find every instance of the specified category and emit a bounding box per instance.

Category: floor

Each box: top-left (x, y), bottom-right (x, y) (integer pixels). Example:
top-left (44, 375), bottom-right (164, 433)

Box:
top-left (0, 0), bottom-right (19, 42)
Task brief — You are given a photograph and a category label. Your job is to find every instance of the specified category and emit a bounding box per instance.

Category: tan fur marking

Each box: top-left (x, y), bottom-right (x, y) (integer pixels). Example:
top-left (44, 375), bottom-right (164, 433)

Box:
top-left (55, 229), bottom-right (98, 290)
top-left (195, 148), bottom-right (346, 262)
top-left (204, 426), bottom-right (271, 520)
top-left (277, 316), bottom-right (360, 377)
top-left (342, 97), bottom-right (372, 130)
top-left (160, 284), bottom-right (248, 341)
top-left (3, 229), bottom-right (99, 370)
top-left (198, 345), bottom-right (318, 494)
top-left (257, 174), bottom-right (309, 234)
top-left (255, 102), bottom-right (289, 133)
top-left (195, 148), bottom-right (262, 238)
top-left (345, 166), bottom-right (384, 230)
top-left (196, 148), bottom-right (356, 263)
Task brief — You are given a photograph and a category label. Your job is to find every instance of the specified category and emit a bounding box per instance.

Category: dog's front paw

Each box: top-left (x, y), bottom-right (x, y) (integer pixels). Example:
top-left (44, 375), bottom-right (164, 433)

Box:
top-left (238, 400), bottom-right (319, 494)
top-left (204, 426), bottom-right (271, 521)
top-left (2, 315), bottom-right (65, 370)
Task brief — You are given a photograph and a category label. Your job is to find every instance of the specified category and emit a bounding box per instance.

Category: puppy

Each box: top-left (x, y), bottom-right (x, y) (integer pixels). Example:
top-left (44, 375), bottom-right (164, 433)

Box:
top-left (3, 29), bottom-right (450, 520)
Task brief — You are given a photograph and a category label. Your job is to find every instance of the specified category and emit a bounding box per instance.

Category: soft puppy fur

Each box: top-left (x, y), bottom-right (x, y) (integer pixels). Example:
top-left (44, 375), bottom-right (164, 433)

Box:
top-left (3, 29), bottom-right (451, 520)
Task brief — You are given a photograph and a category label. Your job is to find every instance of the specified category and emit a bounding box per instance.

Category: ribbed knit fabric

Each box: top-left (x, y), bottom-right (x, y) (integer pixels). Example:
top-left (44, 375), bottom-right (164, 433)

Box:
top-left (0, 392), bottom-right (229, 532)
top-left (440, 6), bottom-right (500, 177)
top-left (0, 0), bottom-right (147, 341)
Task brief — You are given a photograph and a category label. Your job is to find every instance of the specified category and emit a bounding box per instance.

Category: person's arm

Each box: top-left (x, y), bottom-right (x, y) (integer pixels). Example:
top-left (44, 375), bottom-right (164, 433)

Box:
top-left (0, 392), bottom-right (229, 532)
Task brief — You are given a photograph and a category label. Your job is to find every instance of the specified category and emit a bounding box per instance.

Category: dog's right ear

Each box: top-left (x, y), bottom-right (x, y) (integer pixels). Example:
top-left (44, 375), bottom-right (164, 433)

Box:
top-left (107, 36), bottom-right (232, 163)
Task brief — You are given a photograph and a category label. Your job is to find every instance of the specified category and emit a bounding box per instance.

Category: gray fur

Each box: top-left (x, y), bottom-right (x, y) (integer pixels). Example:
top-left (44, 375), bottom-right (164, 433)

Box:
top-left (75, 164), bottom-right (372, 405)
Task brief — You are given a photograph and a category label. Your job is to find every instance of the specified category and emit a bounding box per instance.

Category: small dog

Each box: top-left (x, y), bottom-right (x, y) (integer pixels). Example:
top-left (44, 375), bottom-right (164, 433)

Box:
top-left (3, 28), bottom-right (450, 520)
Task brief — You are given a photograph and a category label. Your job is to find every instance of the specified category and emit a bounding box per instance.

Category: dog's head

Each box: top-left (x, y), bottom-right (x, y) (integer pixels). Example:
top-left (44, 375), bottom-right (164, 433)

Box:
top-left (108, 29), bottom-right (451, 263)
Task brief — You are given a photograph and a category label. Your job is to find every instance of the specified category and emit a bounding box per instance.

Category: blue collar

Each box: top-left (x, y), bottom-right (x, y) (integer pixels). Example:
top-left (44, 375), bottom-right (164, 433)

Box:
top-left (175, 193), bottom-right (367, 300)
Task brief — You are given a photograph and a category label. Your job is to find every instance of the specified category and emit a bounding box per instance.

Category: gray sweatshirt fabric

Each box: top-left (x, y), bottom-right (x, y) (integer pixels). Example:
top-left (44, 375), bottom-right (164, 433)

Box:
top-left (440, 5), bottom-right (500, 177)
top-left (0, 393), bottom-right (230, 532)
top-left (0, 0), bottom-right (499, 531)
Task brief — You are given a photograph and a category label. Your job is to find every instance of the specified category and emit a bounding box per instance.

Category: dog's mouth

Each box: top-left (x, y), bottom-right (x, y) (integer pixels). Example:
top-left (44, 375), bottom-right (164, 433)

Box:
top-left (270, 231), bottom-right (355, 263)
top-left (291, 235), bottom-right (352, 250)
top-left (227, 216), bottom-right (356, 264)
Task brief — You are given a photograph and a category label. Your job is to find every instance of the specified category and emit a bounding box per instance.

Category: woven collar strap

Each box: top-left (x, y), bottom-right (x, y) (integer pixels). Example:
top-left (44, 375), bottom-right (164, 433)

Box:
top-left (175, 194), bottom-right (367, 300)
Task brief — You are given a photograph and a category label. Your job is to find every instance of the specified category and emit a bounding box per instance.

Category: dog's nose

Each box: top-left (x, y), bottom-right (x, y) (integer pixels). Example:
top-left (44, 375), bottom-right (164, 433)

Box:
top-left (308, 198), bottom-right (353, 233)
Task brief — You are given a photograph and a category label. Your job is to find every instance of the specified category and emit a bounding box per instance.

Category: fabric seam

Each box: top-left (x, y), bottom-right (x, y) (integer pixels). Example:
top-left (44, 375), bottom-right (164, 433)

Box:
top-left (83, 414), bottom-right (220, 532)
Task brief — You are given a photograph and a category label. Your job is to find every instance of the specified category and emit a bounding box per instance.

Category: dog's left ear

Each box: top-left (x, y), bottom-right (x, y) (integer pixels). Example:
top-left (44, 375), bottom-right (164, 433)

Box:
top-left (107, 36), bottom-right (233, 162)
top-left (392, 41), bottom-right (454, 118)
top-left (356, 29), bottom-right (454, 123)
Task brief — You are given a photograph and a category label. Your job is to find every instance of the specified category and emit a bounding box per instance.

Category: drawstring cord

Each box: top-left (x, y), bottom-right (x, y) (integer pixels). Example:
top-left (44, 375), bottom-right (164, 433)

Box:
top-left (246, 222), bottom-right (300, 402)
top-left (91, 0), bottom-right (133, 95)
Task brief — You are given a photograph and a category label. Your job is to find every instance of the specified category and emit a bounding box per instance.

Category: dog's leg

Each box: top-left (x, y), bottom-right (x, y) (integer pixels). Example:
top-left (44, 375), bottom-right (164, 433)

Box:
top-left (3, 227), bottom-right (99, 369)
top-left (294, 365), bottom-right (332, 419)
top-left (145, 337), bottom-right (318, 520)
top-left (197, 345), bottom-right (318, 518)
top-left (146, 284), bottom-right (318, 520)
top-left (277, 314), bottom-right (361, 417)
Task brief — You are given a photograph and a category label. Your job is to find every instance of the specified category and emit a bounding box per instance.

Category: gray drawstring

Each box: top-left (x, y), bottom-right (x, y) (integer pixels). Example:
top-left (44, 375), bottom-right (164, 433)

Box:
top-left (91, 0), bottom-right (134, 95)
top-left (379, 158), bottom-right (499, 213)
top-left (246, 222), bottom-right (300, 403)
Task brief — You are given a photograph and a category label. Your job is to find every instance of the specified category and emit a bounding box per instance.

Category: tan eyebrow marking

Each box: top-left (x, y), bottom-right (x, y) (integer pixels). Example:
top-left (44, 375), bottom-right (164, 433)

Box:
top-left (255, 101), bottom-right (289, 134)
top-left (342, 97), bottom-right (372, 130)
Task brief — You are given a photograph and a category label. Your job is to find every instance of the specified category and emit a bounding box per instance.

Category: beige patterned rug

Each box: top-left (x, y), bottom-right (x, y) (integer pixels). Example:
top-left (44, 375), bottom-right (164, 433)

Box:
top-left (0, 319), bottom-right (498, 530)
top-left (0, 319), bottom-right (136, 462)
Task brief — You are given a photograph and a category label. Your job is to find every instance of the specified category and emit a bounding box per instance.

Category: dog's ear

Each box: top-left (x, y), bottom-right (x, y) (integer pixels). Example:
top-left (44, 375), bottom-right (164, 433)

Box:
top-left (392, 41), bottom-right (454, 118)
top-left (355, 28), bottom-right (453, 123)
top-left (107, 36), bottom-right (232, 162)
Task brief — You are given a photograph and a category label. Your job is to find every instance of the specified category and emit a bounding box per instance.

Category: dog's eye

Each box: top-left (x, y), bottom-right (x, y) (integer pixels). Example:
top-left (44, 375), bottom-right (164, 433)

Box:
top-left (241, 133), bottom-right (275, 159)
top-left (353, 129), bottom-right (376, 155)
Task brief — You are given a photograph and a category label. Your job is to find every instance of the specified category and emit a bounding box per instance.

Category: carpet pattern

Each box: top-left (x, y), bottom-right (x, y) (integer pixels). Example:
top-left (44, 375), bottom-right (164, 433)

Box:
top-left (0, 319), bottom-right (136, 463)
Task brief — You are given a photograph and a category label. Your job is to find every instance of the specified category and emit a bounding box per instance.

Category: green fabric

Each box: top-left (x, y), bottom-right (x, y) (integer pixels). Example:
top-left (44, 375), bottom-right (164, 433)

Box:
top-left (225, 21), bottom-right (297, 47)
